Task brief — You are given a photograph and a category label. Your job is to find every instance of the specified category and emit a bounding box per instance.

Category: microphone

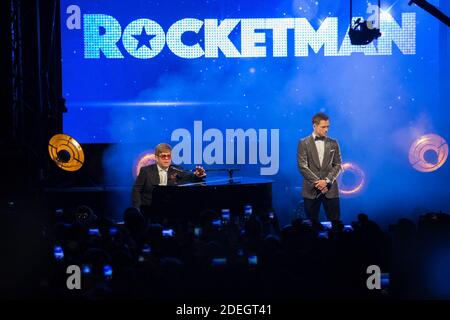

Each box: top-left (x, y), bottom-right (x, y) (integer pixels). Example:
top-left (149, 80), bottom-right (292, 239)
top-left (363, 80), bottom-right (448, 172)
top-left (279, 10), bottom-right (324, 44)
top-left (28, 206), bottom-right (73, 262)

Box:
top-left (170, 166), bottom-right (185, 173)
top-left (315, 180), bottom-right (329, 198)
top-left (315, 190), bottom-right (325, 199)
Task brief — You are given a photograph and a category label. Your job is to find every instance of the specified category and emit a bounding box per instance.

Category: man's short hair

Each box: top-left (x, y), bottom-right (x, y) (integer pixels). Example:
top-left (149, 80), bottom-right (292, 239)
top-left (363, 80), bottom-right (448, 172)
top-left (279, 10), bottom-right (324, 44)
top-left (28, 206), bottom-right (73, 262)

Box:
top-left (312, 112), bottom-right (329, 125)
top-left (155, 143), bottom-right (172, 155)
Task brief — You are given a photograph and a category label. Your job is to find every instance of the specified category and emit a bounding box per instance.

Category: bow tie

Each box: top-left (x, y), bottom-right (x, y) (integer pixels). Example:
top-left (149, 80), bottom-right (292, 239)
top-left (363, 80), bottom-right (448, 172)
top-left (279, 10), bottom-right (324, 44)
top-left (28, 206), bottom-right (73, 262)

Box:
top-left (314, 136), bottom-right (325, 141)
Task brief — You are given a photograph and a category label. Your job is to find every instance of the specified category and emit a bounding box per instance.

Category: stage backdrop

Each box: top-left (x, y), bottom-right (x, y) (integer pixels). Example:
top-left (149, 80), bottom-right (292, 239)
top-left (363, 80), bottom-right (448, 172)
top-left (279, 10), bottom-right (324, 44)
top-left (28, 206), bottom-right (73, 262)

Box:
top-left (60, 0), bottom-right (450, 224)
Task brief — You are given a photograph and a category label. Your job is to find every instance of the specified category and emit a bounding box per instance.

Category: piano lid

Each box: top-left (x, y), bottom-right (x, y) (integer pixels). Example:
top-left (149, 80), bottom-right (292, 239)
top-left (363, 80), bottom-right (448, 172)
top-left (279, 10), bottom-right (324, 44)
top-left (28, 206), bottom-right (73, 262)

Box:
top-left (177, 176), bottom-right (274, 187)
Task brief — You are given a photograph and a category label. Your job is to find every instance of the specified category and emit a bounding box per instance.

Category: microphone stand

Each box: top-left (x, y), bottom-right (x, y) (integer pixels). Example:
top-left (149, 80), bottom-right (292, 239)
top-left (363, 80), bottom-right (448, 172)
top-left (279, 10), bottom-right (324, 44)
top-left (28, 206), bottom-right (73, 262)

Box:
top-left (171, 166), bottom-right (241, 184)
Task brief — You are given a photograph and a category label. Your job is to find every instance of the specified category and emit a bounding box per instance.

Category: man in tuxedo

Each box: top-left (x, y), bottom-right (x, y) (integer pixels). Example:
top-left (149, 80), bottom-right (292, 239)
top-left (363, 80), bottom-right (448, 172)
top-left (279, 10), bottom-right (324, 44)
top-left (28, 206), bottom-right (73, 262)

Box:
top-left (297, 113), bottom-right (343, 222)
top-left (132, 143), bottom-right (206, 222)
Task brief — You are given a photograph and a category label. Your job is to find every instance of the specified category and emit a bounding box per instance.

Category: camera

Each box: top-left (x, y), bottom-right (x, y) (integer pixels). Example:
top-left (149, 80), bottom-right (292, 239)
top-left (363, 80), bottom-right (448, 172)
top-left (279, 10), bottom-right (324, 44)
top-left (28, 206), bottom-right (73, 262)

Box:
top-left (53, 245), bottom-right (64, 260)
top-left (88, 228), bottom-right (100, 236)
top-left (221, 209), bottom-right (231, 223)
top-left (109, 227), bottom-right (118, 236)
top-left (248, 255), bottom-right (258, 266)
top-left (381, 273), bottom-right (390, 288)
top-left (320, 221), bottom-right (332, 230)
top-left (142, 244), bottom-right (152, 254)
top-left (82, 264), bottom-right (91, 274)
top-left (103, 265), bottom-right (113, 279)
top-left (244, 205), bottom-right (252, 214)
top-left (162, 229), bottom-right (175, 237)
top-left (343, 224), bottom-right (354, 232)
top-left (318, 231), bottom-right (329, 239)
top-left (211, 257), bottom-right (227, 267)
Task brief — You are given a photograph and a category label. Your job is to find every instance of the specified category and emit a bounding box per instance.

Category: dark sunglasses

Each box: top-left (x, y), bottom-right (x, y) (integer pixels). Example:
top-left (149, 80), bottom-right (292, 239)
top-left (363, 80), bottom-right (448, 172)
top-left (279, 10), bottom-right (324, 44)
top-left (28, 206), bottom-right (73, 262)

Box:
top-left (157, 153), bottom-right (171, 160)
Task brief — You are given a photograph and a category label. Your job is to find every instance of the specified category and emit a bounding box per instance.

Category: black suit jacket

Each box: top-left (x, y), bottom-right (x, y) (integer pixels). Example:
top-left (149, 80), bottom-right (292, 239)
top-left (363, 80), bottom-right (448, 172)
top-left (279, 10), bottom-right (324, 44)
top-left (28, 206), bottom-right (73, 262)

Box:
top-left (297, 135), bottom-right (343, 199)
top-left (132, 164), bottom-right (203, 208)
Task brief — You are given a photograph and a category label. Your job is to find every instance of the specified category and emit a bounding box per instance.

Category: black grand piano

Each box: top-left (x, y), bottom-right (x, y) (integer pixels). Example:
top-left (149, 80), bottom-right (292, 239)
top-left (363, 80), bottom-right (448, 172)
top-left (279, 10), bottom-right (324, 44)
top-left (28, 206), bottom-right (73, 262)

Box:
top-left (149, 176), bottom-right (273, 223)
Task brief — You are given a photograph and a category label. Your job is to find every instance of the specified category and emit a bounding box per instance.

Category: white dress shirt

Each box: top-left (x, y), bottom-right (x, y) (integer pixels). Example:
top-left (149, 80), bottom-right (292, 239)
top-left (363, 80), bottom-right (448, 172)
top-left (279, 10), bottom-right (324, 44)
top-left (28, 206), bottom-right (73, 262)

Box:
top-left (312, 133), bottom-right (332, 184)
top-left (157, 165), bottom-right (168, 186)
top-left (312, 133), bottom-right (325, 167)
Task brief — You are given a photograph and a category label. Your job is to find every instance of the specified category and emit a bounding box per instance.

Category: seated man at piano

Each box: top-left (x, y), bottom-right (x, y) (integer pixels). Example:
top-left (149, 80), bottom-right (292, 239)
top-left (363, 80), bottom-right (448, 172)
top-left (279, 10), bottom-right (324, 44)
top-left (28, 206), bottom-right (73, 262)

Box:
top-left (132, 143), bottom-right (206, 222)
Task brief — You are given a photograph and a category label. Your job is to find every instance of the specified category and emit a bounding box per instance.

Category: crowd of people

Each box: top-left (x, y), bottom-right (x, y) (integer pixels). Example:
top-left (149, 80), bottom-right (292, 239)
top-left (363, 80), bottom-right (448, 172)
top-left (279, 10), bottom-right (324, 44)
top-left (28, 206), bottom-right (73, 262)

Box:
top-left (28, 202), bottom-right (450, 300)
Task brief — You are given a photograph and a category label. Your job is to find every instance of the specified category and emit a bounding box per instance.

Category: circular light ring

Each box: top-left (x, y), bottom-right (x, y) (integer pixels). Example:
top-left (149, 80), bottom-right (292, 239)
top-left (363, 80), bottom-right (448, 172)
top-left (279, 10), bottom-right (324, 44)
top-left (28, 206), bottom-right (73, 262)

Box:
top-left (48, 134), bottom-right (84, 171)
top-left (133, 151), bottom-right (156, 178)
top-left (409, 134), bottom-right (448, 173)
top-left (338, 162), bottom-right (365, 196)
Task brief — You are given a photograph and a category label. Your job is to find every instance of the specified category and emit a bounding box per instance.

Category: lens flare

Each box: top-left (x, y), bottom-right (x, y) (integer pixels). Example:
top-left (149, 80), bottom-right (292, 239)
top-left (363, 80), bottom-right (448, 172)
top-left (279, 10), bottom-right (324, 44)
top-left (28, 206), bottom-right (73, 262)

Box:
top-left (338, 162), bottom-right (365, 196)
top-left (133, 150), bottom-right (156, 177)
top-left (409, 134), bottom-right (448, 173)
